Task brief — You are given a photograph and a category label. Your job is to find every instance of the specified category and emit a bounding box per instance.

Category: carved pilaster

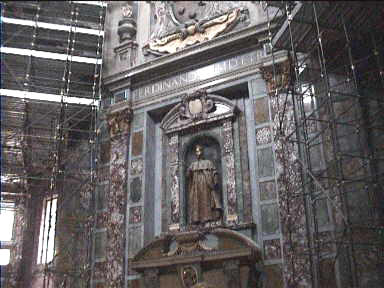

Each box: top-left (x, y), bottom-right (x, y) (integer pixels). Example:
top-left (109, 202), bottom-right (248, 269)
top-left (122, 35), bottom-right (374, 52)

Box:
top-left (222, 120), bottom-right (237, 222)
top-left (143, 268), bottom-right (160, 288)
top-left (223, 259), bottom-right (240, 288)
top-left (114, 41), bottom-right (138, 67)
top-left (105, 107), bottom-right (132, 287)
top-left (168, 134), bottom-right (180, 230)
top-left (268, 62), bottom-right (312, 286)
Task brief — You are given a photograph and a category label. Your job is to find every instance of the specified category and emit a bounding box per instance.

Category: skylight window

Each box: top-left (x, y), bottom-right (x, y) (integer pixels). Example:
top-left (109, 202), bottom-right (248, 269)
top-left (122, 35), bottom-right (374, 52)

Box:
top-left (1, 17), bottom-right (104, 36)
top-left (0, 47), bottom-right (102, 64)
top-left (1, 89), bottom-right (100, 105)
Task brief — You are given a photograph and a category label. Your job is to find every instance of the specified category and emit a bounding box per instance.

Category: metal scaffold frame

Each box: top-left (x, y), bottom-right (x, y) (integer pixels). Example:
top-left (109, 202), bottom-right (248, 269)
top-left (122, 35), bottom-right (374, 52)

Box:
top-left (1, 2), bottom-right (105, 287)
top-left (264, 1), bottom-right (384, 287)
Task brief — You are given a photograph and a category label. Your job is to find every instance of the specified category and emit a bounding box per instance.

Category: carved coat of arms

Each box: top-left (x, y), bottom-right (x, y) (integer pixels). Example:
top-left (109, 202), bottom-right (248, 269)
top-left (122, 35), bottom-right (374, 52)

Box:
top-left (143, 1), bottom-right (249, 56)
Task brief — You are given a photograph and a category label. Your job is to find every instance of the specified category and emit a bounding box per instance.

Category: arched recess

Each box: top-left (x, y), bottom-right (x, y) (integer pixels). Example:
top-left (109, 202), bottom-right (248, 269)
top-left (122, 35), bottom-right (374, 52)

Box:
top-left (131, 228), bottom-right (263, 288)
top-left (160, 89), bottom-right (239, 231)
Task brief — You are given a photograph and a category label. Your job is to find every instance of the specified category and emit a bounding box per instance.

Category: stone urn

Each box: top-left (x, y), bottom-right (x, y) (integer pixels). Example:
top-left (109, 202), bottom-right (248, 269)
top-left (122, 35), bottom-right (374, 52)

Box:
top-left (118, 17), bottom-right (137, 42)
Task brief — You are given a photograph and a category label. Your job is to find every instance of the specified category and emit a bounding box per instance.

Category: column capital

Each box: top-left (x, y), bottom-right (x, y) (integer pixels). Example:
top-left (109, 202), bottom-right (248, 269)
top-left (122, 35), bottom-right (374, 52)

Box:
top-left (107, 106), bottom-right (133, 139)
top-left (260, 59), bottom-right (292, 95)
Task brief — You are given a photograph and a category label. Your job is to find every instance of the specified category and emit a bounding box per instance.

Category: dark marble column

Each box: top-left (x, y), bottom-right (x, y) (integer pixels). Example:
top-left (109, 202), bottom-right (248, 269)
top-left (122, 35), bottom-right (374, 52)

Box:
top-left (168, 134), bottom-right (180, 231)
top-left (222, 120), bottom-right (238, 224)
top-left (106, 106), bottom-right (132, 287)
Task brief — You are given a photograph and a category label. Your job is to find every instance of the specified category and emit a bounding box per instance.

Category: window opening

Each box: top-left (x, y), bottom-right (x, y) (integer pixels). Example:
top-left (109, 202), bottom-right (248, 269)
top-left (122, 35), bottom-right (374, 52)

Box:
top-left (37, 196), bottom-right (57, 264)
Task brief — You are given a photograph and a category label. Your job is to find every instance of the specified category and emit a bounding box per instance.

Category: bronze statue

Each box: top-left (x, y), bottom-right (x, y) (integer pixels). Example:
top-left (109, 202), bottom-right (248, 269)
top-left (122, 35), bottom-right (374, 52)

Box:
top-left (187, 145), bottom-right (222, 224)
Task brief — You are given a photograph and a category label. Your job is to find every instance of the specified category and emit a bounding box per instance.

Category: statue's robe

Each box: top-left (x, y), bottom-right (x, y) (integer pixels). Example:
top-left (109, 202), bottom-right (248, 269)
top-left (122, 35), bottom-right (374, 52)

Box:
top-left (188, 159), bottom-right (222, 224)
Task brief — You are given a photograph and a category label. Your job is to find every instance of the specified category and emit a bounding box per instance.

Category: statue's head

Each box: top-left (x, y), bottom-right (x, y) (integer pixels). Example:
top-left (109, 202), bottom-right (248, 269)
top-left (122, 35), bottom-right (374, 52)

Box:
top-left (195, 144), bottom-right (203, 158)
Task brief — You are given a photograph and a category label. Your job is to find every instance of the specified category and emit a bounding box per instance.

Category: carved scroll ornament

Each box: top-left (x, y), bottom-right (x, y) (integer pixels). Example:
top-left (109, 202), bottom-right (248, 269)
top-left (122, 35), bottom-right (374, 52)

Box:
top-left (167, 232), bottom-right (214, 257)
top-left (180, 89), bottom-right (214, 121)
top-left (144, 2), bottom-right (249, 56)
top-left (160, 89), bottom-right (236, 134)
top-left (144, 9), bottom-right (240, 55)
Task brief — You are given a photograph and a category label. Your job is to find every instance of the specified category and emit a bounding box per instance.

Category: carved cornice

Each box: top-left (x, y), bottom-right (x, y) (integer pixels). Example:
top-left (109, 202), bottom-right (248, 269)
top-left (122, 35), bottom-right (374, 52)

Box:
top-left (106, 106), bottom-right (132, 139)
top-left (132, 228), bottom-right (262, 267)
top-left (130, 50), bottom-right (289, 110)
top-left (103, 22), bottom-right (274, 89)
top-left (132, 248), bottom-right (254, 271)
top-left (166, 231), bottom-right (213, 257)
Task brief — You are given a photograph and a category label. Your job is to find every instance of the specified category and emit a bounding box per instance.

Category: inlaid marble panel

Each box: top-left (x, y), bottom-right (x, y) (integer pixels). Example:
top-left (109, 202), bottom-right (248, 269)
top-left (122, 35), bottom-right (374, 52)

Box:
top-left (131, 158), bottom-right (143, 175)
top-left (96, 184), bottom-right (108, 211)
top-left (264, 239), bottom-right (282, 260)
top-left (131, 131), bottom-right (144, 156)
top-left (94, 230), bottom-right (107, 260)
top-left (132, 112), bottom-right (144, 130)
top-left (260, 181), bottom-right (276, 201)
top-left (254, 97), bottom-right (270, 124)
top-left (256, 126), bottom-right (272, 145)
top-left (130, 177), bottom-right (142, 203)
top-left (129, 206), bottom-right (142, 224)
top-left (128, 226), bottom-right (143, 257)
top-left (257, 147), bottom-right (275, 177)
top-left (261, 203), bottom-right (279, 235)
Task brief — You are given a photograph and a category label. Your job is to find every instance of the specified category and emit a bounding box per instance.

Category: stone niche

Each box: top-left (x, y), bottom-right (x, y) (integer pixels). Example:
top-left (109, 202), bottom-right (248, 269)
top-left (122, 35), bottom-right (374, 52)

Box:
top-left (131, 228), bottom-right (262, 288)
top-left (160, 89), bottom-right (239, 230)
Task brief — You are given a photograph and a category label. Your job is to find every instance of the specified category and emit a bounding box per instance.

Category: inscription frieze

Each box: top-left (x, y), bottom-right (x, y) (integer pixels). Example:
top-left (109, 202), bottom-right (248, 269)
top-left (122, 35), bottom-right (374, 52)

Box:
top-left (132, 49), bottom-right (265, 101)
